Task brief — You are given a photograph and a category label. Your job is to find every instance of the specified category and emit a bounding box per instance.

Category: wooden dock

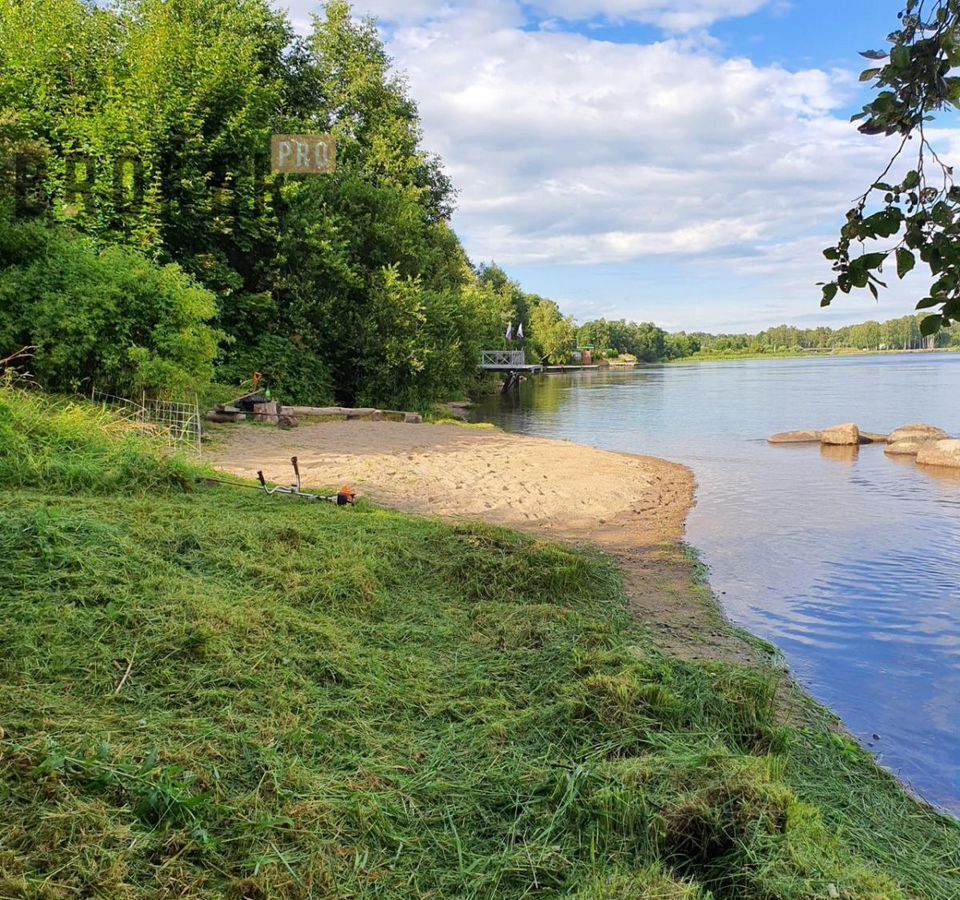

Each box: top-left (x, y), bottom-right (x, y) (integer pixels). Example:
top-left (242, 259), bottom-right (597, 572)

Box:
top-left (480, 350), bottom-right (542, 393)
top-left (479, 350), bottom-right (543, 374)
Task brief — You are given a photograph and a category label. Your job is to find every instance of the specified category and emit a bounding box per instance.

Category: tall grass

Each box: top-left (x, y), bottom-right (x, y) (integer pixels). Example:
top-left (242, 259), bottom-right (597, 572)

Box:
top-left (1, 390), bottom-right (957, 897)
top-left (0, 384), bottom-right (195, 492)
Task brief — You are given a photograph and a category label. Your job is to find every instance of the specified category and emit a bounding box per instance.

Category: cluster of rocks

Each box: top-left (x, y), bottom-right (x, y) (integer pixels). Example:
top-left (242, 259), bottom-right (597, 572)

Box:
top-left (206, 397), bottom-right (423, 429)
top-left (769, 423), bottom-right (960, 469)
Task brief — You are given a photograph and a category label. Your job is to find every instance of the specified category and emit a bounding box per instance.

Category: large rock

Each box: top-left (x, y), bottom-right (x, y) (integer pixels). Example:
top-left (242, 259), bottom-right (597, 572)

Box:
top-left (885, 439), bottom-right (932, 457)
top-left (917, 439), bottom-right (960, 469)
top-left (859, 431), bottom-right (890, 444)
top-left (888, 423), bottom-right (948, 444)
top-left (821, 423), bottom-right (860, 446)
top-left (768, 430), bottom-right (822, 444)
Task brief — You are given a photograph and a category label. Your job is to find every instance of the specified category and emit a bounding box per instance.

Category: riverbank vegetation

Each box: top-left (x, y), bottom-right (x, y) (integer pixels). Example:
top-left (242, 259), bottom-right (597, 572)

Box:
top-left (2, 386), bottom-right (959, 897)
top-left (4, 0), bottom-right (958, 409)
top-left (0, 0), bottom-right (576, 409)
top-left (571, 313), bottom-right (959, 365)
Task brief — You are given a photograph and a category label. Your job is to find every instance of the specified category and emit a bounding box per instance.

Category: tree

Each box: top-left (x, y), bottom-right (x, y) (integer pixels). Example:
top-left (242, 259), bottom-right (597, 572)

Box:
top-left (0, 0), bottom-right (514, 408)
top-left (822, 0), bottom-right (960, 337)
top-left (528, 299), bottom-right (576, 364)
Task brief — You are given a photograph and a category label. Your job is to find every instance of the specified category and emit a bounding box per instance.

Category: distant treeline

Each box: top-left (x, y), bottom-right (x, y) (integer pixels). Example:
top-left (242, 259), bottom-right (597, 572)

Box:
top-left (571, 314), bottom-right (957, 363)
top-left (679, 315), bottom-right (957, 357)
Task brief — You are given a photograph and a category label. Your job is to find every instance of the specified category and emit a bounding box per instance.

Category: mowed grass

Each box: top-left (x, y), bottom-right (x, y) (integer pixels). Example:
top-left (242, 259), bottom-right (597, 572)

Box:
top-left (1, 389), bottom-right (958, 898)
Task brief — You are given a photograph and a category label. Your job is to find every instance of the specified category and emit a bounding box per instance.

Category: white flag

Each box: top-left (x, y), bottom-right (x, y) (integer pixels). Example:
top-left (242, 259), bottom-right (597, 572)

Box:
top-left (505, 320), bottom-right (514, 341)
top-left (517, 322), bottom-right (524, 340)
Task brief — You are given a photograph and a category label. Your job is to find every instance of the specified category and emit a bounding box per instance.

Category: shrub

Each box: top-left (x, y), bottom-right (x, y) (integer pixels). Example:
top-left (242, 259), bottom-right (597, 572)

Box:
top-left (0, 220), bottom-right (220, 398)
top-left (217, 333), bottom-right (333, 405)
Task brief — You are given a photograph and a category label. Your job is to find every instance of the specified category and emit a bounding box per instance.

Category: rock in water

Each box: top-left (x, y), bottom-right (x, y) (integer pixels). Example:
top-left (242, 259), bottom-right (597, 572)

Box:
top-left (859, 431), bottom-right (889, 444)
top-left (821, 423), bottom-right (860, 446)
top-left (768, 430), bottom-right (822, 444)
top-left (885, 439), bottom-right (933, 457)
top-left (888, 423), bottom-right (948, 444)
top-left (917, 439), bottom-right (960, 469)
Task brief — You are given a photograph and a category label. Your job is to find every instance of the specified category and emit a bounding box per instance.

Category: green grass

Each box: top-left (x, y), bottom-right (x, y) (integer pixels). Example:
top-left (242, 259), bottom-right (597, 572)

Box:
top-left (1, 387), bottom-right (958, 898)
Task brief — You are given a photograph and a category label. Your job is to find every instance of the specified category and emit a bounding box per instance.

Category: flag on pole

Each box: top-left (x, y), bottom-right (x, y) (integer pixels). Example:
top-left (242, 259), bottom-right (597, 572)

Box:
top-left (505, 321), bottom-right (514, 341)
top-left (517, 322), bottom-right (524, 341)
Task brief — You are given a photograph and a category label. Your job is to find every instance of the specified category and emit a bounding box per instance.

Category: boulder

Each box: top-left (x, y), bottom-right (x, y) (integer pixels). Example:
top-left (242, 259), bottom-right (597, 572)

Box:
top-left (888, 423), bottom-right (948, 444)
top-left (404, 412), bottom-right (423, 424)
top-left (277, 414), bottom-right (299, 430)
top-left (821, 423), bottom-right (860, 446)
top-left (768, 430), bottom-right (822, 444)
top-left (859, 431), bottom-right (890, 444)
top-left (885, 439), bottom-right (931, 457)
top-left (917, 439), bottom-right (960, 469)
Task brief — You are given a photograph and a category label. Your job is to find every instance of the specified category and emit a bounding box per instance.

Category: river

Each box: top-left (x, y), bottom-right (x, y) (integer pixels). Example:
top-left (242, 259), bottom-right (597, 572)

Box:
top-left (472, 352), bottom-right (960, 817)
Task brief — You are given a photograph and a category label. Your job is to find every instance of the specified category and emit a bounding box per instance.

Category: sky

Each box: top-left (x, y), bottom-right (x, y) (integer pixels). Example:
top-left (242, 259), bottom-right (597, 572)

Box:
top-left (278, 0), bottom-right (960, 333)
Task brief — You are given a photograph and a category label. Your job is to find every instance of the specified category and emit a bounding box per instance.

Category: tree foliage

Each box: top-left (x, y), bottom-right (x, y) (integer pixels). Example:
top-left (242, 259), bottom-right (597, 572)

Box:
top-left (577, 319), bottom-right (668, 362)
top-left (0, 0), bottom-right (526, 407)
top-left (0, 220), bottom-right (220, 396)
top-left (823, 0), bottom-right (960, 335)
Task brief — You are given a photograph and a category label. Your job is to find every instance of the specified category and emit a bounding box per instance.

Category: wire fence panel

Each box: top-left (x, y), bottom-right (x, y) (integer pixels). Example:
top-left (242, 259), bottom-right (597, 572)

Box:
top-left (91, 389), bottom-right (202, 456)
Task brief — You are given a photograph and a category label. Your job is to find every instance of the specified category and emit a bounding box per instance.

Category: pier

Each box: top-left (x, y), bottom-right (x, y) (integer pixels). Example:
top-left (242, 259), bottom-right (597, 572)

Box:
top-left (480, 350), bottom-right (543, 393)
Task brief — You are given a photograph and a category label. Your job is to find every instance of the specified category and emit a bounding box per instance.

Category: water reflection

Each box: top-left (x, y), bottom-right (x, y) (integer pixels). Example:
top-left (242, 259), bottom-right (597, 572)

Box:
top-left (819, 444), bottom-right (860, 465)
top-left (473, 354), bottom-right (960, 816)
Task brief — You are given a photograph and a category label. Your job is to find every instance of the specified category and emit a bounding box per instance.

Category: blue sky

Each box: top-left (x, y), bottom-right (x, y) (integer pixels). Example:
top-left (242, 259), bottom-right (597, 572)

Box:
top-left (281, 0), bottom-right (954, 332)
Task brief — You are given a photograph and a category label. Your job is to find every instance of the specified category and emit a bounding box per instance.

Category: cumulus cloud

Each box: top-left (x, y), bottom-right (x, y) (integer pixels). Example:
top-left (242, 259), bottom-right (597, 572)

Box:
top-left (384, 18), bottom-right (893, 265)
top-left (276, 0), bottom-right (950, 327)
top-left (294, 0), bottom-right (774, 29)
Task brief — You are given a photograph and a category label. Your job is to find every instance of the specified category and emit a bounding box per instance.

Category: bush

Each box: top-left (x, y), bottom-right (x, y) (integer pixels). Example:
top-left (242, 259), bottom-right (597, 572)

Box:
top-left (217, 333), bottom-right (334, 405)
top-left (0, 220), bottom-right (220, 398)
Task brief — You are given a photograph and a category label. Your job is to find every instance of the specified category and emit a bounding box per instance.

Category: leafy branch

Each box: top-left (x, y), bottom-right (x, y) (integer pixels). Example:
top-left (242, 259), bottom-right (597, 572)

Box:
top-left (822, 0), bottom-right (960, 335)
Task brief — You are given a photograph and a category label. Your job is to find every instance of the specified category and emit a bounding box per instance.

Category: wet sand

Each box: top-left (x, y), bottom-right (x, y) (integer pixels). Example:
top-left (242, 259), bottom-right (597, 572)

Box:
top-left (209, 421), bottom-right (759, 665)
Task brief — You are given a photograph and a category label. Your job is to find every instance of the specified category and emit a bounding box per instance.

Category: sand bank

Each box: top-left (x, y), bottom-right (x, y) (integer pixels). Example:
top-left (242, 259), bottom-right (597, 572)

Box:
top-left (210, 421), bottom-right (758, 664)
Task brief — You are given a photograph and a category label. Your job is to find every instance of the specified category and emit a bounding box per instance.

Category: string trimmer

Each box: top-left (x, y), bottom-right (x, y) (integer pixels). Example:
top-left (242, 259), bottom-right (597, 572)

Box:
top-left (256, 456), bottom-right (357, 506)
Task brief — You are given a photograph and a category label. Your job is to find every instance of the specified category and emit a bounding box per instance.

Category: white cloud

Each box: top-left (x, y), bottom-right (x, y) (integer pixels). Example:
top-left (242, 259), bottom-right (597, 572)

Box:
top-left (276, 0), bottom-right (951, 329)
top-left (291, 0), bottom-right (774, 29)
top-left (384, 20), bottom-right (894, 265)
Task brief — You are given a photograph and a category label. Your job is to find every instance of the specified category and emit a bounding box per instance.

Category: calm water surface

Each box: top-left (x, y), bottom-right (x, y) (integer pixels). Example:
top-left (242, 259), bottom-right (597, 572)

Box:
top-left (472, 353), bottom-right (960, 816)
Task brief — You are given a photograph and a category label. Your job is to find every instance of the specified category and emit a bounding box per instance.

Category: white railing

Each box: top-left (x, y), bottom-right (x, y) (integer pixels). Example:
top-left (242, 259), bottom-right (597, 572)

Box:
top-left (480, 350), bottom-right (527, 368)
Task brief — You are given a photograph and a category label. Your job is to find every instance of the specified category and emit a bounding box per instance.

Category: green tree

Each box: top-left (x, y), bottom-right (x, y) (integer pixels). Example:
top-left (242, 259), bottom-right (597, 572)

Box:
top-left (528, 299), bottom-right (576, 364)
top-left (822, 0), bottom-right (960, 336)
top-left (0, 220), bottom-right (219, 396)
top-left (0, 0), bottom-right (515, 407)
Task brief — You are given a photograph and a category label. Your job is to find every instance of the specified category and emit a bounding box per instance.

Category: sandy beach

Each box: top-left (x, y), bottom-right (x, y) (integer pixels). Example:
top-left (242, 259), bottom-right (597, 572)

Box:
top-left (210, 420), bottom-right (757, 665)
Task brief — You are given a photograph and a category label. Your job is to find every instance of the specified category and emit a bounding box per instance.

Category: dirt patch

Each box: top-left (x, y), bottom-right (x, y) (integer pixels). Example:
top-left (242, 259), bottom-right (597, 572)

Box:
top-left (209, 421), bottom-right (762, 664)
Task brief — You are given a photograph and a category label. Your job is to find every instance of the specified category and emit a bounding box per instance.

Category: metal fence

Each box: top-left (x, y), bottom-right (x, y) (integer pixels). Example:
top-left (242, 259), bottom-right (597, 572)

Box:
top-left (480, 350), bottom-right (527, 368)
top-left (91, 389), bottom-right (202, 456)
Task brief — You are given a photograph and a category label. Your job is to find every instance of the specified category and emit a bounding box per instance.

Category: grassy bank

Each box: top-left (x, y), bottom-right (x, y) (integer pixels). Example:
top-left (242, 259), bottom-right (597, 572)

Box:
top-left (1, 388), bottom-right (958, 898)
